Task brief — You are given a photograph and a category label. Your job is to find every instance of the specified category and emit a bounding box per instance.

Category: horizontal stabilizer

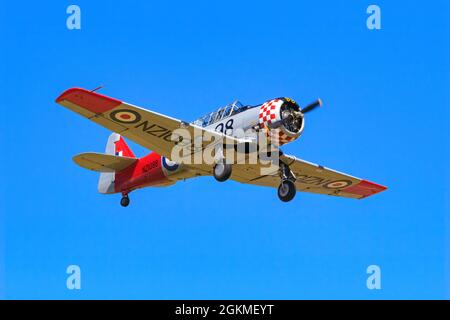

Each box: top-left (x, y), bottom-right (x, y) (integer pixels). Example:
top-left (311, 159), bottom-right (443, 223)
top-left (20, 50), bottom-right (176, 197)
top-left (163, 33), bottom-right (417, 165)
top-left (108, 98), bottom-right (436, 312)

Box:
top-left (73, 152), bottom-right (137, 173)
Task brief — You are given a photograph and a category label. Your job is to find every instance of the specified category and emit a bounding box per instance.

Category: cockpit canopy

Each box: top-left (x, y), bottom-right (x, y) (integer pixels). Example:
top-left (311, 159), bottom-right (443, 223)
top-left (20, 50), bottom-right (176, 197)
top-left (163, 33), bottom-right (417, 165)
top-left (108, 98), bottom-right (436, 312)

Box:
top-left (192, 100), bottom-right (250, 127)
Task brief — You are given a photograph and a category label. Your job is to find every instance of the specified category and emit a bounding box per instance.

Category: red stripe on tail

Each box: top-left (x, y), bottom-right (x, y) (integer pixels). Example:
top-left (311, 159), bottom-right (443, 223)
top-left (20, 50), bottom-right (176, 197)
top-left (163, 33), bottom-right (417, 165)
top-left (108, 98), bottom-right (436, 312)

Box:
top-left (115, 136), bottom-right (135, 158)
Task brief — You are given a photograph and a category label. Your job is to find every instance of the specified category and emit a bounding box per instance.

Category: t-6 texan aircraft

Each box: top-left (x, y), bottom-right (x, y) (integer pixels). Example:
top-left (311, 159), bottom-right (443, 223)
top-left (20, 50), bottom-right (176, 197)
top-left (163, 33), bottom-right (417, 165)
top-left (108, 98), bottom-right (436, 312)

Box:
top-left (56, 88), bottom-right (387, 207)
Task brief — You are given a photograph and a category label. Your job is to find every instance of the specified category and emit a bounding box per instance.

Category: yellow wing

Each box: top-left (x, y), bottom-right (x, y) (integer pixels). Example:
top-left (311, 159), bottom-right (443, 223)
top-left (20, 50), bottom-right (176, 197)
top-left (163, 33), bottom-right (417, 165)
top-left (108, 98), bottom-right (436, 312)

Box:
top-left (56, 87), bottom-right (246, 167)
top-left (231, 154), bottom-right (387, 199)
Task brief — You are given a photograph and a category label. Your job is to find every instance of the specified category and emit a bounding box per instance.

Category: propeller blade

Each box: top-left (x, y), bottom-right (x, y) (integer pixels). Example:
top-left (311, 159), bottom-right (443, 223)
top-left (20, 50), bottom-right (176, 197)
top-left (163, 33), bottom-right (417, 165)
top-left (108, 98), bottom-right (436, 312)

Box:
top-left (302, 98), bottom-right (322, 114)
top-left (266, 98), bottom-right (322, 130)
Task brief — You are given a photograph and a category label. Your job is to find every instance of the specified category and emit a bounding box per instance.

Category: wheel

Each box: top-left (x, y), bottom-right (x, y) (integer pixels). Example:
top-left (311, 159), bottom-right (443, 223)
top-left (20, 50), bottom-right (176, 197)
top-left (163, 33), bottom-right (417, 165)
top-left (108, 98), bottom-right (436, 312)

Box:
top-left (213, 161), bottom-right (232, 182)
top-left (120, 196), bottom-right (130, 207)
top-left (278, 180), bottom-right (296, 202)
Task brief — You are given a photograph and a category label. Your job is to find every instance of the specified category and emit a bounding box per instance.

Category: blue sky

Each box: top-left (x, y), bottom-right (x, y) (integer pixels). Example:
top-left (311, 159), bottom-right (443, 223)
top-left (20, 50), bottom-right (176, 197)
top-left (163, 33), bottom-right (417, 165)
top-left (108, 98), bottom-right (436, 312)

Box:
top-left (0, 0), bottom-right (448, 299)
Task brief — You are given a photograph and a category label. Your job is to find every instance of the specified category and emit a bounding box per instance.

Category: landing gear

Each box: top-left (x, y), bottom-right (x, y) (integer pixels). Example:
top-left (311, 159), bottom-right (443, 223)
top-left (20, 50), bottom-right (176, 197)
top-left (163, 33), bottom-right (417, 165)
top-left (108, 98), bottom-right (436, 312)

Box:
top-left (120, 195), bottom-right (130, 207)
top-left (277, 162), bottom-right (296, 202)
top-left (213, 160), bottom-right (232, 182)
top-left (278, 180), bottom-right (296, 202)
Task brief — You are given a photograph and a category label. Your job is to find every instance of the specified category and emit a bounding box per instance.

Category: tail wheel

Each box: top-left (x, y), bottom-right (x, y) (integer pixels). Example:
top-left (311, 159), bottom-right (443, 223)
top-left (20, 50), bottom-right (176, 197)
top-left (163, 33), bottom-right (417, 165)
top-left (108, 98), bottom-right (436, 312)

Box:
top-left (213, 161), bottom-right (232, 182)
top-left (278, 180), bottom-right (296, 202)
top-left (120, 195), bottom-right (130, 207)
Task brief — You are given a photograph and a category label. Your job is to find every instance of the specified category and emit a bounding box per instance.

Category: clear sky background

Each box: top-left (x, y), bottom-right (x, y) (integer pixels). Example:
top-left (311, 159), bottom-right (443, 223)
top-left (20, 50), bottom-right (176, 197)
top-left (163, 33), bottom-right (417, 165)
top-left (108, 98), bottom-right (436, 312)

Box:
top-left (0, 0), bottom-right (448, 299)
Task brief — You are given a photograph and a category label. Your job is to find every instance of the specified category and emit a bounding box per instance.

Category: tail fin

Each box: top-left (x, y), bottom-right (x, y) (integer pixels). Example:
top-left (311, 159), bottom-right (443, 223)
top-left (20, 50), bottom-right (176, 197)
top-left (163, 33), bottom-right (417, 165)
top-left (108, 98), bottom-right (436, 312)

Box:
top-left (98, 133), bottom-right (135, 194)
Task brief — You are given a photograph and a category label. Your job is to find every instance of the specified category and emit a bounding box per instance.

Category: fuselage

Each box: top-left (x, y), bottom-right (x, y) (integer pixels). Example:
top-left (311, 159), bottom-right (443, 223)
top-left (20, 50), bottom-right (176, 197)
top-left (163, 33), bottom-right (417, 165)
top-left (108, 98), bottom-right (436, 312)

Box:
top-left (112, 103), bottom-right (261, 194)
top-left (112, 97), bottom-right (304, 195)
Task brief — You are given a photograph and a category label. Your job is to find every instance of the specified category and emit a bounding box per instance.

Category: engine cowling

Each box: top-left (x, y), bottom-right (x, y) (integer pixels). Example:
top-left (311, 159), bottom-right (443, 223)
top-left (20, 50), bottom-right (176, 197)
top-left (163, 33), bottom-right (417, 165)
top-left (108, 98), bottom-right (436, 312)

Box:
top-left (258, 97), bottom-right (304, 146)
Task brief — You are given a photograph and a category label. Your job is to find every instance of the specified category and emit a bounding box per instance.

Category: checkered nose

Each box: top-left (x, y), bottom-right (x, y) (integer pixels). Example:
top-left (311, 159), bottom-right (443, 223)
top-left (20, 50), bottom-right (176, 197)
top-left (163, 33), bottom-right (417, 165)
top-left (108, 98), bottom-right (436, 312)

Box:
top-left (258, 98), bottom-right (304, 146)
top-left (258, 99), bottom-right (283, 126)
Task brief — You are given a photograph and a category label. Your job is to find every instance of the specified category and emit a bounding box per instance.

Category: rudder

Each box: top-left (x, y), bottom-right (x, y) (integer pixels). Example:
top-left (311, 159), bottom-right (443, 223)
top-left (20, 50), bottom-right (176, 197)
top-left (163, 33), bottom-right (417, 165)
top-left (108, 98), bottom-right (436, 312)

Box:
top-left (98, 133), bottom-right (135, 194)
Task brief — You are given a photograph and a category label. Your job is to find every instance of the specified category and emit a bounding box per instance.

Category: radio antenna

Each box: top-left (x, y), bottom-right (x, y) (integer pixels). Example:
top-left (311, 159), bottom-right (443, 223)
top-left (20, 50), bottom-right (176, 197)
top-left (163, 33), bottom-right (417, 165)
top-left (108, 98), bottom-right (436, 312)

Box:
top-left (90, 85), bottom-right (104, 93)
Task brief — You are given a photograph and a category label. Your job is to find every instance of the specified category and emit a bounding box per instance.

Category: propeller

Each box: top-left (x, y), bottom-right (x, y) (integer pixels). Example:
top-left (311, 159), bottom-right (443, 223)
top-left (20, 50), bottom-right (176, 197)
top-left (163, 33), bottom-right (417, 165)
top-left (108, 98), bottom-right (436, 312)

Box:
top-left (301, 98), bottom-right (322, 114)
top-left (267, 98), bottom-right (323, 130)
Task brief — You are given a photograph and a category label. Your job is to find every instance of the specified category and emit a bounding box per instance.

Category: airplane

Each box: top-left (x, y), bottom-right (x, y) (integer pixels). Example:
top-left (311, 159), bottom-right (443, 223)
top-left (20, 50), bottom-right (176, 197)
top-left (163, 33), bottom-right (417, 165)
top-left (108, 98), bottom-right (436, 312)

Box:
top-left (55, 87), bottom-right (387, 207)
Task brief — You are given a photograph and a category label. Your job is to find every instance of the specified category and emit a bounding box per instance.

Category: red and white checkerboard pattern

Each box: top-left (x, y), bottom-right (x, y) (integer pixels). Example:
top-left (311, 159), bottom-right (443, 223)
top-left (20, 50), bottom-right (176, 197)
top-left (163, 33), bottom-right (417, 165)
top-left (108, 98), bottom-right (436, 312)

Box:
top-left (258, 99), bottom-right (297, 146)
top-left (259, 99), bottom-right (282, 125)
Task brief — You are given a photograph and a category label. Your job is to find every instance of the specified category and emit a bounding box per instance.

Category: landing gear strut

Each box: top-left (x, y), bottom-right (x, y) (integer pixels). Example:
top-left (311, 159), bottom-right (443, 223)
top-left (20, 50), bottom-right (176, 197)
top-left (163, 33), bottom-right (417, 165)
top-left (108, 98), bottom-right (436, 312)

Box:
top-left (213, 160), bottom-right (232, 182)
top-left (277, 162), bottom-right (296, 202)
top-left (120, 194), bottom-right (130, 207)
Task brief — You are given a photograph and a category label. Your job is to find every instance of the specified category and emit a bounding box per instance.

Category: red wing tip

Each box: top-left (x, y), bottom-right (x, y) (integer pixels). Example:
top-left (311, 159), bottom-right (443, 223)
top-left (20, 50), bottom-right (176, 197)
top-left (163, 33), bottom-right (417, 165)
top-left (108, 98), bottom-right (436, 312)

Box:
top-left (343, 179), bottom-right (387, 198)
top-left (56, 87), bottom-right (88, 103)
top-left (362, 179), bottom-right (388, 191)
top-left (55, 87), bottom-right (122, 113)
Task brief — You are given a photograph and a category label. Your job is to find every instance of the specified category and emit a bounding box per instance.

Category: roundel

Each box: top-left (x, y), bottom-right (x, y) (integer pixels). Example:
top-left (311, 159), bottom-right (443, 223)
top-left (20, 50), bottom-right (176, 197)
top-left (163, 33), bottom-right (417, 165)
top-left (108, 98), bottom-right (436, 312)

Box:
top-left (324, 180), bottom-right (352, 189)
top-left (109, 109), bottom-right (142, 124)
top-left (162, 157), bottom-right (179, 171)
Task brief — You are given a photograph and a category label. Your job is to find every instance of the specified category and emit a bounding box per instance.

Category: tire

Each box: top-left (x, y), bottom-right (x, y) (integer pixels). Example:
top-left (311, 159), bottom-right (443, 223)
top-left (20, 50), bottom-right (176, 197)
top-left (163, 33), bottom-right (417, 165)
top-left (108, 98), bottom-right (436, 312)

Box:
top-left (213, 161), bottom-right (232, 182)
top-left (120, 196), bottom-right (130, 207)
top-left (278, 180), bottom-right (296, 202)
